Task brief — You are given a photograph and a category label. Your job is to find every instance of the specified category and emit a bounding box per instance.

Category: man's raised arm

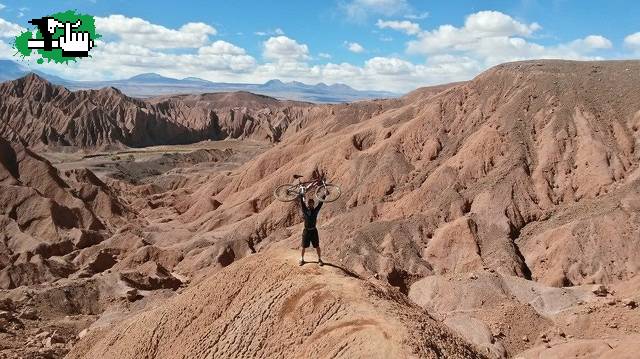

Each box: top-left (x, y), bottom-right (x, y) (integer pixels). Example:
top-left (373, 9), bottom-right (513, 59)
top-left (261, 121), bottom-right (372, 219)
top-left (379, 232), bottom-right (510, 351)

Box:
top-left (299, 193), bottom-right (308, 212)
top-left (315, 192), bottom-right (326, 211)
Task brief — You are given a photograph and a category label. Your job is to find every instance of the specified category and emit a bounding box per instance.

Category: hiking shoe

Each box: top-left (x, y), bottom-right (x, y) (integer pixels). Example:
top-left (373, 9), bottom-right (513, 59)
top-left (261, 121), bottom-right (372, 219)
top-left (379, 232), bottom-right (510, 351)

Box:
top-left (318, 260), bottom-right (324, 266)
top-left (299, 259), bottom-right (305, 266)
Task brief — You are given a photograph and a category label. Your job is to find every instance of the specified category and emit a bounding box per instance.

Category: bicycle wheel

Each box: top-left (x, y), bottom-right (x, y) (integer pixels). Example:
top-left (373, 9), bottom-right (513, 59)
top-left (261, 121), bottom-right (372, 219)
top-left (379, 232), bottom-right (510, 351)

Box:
top-left (274, 184), bottom-right (299, 202)
top-left (315, 184), bottom-right (341, 202)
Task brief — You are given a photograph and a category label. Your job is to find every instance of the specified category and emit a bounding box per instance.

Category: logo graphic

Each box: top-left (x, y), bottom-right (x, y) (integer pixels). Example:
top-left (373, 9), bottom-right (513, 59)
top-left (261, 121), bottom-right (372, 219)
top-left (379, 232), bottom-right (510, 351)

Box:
top-left (13, 10), bottom-right (100, 64)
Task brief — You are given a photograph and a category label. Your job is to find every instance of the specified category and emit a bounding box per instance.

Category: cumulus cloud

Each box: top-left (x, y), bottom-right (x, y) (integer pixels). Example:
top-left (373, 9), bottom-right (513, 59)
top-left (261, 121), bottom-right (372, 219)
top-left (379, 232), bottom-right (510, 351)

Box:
top-left (319, 52), bottom-right (332, 59)
top-left (0, 39), bottom-right (14, 58)
top-left (569, 35), bottom-right (612, 52)
top-left (0, 4), bottom-right (5, 11)
top-left (311, 56), bottom-right (479, 92)
top-left (403, 10), bottom-right (615, 69)
top-left (197, 41), bottom-right (256, 71)
top-left (0, 17), bottom-right (25, 38)
top-left (624, 32), bottom-right (640, 50)
top-left (346, 42), bottom-right (365, 53)
top-left (364, 56), bottom-right (413, 74)
top-left (263, 36), bottom-right (310, 62)
top-left (408, 11), bottom-right (541, 55)
top-left (341, 0), bottom-right (411, 22)
top-left (95, 15), bottom-right (216, 49)
top-left (376, 19), bottom-right (421, 35)
top-left (199, 40), bottom-right (247, 56)
top-left (321, 62), bottom-right (362, 79)
top-left (465, 11), bottom-right (540, 37)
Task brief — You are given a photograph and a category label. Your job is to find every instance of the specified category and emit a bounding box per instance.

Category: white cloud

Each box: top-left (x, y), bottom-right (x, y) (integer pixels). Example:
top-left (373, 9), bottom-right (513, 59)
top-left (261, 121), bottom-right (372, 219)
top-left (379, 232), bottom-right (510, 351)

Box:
top-left (315, 56), bottom-right (479, 92)
top-left (0, 39), bottom-right (14, 58)
top-left (321, 62), bottom-right (362, 79)
top-left (33, 37), bottom-right (256, 81)
top-left (365, 57), bottom-right (413, 74)
top-left (255, 28), bottom-right (285, 37)
top-left (465, 11), bottom-right (540, 37)
top-left (624, 32), bottom-right (640, 50)
top-left (408, 11), bottom-right (542, 55)
top-left (199, 40), bottom-right (247, 55)
top-left (341, 0), bottom-right (411, 22)
top-left (0, 4), bottom-right (5, 11)
top-left (402, 10), bottom-right (615, 69)
top-left (405, 12), bottom-right (429, 20)
top-left (263, 36), bottom-right (310, 62)
top-left (197, 41), bottom-right (257, 71)
top-left (95, 15), bottom-right (216, 49)
top-left (569, 35), bottom-right (612, 52)
top-left (319, 52), bottom-right (332, 59)
top-left (347, 42), bottom-right (365, 53)
top-left (376, 19), bottom-right (421, 35)
top-left (0, 17), bottom-right (25, 38)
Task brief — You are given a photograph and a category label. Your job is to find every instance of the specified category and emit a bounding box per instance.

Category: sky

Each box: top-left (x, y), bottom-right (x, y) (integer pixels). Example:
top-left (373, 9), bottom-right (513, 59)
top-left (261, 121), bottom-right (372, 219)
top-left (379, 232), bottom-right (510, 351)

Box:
top-left (0, 0), bottom-right (639, 92)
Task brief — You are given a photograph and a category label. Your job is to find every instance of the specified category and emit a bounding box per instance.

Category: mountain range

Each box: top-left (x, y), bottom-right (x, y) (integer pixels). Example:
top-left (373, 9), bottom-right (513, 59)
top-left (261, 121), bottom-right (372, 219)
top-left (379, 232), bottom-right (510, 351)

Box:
top-left (0, 73), bottom-right (318, 148)
top-left (0, 60), bottom-right (398, 103)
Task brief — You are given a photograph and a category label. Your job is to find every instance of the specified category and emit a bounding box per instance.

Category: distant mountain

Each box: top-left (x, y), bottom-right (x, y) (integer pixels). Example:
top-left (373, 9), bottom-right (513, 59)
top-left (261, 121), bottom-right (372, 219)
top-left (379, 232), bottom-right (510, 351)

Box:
top-left (0, 59), bottom-right (71, 85)
top-left (0, 60), bottom-right (399, 103)
top-left (0, 60), bottom-right (28, 82)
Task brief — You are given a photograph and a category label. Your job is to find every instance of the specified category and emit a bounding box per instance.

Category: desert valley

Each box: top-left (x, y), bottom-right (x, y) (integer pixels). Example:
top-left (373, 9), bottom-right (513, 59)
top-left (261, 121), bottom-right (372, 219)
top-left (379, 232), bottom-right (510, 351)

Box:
top-left (1, 59), bottom-right (640, 358)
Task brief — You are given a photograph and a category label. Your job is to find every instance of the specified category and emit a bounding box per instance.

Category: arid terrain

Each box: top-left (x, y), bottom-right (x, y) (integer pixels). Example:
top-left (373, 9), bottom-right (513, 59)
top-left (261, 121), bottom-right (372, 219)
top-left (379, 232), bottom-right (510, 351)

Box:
top-left (1, 59), bottom-right (639, 358)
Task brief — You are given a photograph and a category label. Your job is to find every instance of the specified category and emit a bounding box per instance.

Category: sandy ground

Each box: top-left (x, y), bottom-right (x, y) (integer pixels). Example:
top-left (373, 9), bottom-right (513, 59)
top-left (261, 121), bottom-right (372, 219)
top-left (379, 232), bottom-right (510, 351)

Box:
top-left (41, 139), bottom-right (272, 183)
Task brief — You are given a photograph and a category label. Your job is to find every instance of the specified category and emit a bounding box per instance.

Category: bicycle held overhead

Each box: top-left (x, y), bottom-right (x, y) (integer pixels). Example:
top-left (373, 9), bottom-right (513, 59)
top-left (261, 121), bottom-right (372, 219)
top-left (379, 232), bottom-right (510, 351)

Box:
top-left (273, 174), bottom-right (341, 203)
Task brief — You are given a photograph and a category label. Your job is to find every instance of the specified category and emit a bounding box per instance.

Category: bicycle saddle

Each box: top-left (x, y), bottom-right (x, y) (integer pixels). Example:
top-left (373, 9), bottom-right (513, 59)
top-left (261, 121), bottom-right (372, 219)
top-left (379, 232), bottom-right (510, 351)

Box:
top-left (293, 174), bottom-right (303, 179)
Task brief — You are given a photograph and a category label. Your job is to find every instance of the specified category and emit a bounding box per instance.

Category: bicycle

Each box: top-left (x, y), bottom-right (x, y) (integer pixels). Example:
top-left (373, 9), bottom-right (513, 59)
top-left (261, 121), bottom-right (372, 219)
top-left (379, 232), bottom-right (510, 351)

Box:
top-left (274, 175), bottom-right (341, 202)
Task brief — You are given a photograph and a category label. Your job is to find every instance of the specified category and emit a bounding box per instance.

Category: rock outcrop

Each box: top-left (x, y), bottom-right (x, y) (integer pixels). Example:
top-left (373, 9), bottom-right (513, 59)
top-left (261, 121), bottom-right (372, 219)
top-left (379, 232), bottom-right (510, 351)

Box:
top-left (67, 249), bottom-right (484, 359)
top-left (0, 134), bottom-right (130, 288)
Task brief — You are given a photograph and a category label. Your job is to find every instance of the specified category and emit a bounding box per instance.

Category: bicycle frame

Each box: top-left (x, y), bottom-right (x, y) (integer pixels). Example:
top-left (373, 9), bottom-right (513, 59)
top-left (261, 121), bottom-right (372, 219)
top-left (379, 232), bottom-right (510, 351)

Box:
top-left (275, 176), bottom-right (338, 203)
top-left (296, 178), bottom-right (325, 190)
top-left (288, 178), bottom-right (324, 199)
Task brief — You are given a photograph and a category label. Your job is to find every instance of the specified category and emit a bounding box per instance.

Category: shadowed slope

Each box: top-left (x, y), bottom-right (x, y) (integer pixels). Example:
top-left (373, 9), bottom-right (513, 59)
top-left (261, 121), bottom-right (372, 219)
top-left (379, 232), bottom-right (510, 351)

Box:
top-left (0, 134), bottom-right (131, 288)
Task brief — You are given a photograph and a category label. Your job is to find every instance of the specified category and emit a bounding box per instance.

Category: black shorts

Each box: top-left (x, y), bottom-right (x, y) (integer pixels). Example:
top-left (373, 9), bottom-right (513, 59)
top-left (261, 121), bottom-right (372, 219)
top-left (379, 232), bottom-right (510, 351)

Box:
top-left (301, 228), bottom-right (319, 248)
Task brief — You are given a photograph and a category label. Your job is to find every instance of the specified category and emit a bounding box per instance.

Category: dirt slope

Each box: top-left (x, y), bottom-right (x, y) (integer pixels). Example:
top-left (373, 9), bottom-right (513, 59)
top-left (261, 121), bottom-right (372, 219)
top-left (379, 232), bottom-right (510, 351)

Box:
top-left (67, 249), bottom-right (484, 359)
top-left (0, 133), bottom-right (131, 289)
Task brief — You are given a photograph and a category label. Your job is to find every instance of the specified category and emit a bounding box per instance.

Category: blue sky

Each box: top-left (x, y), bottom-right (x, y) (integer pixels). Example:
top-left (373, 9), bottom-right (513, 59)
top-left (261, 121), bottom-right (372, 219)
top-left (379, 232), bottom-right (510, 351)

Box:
top-left (0, 0), bottom-right (639, 92)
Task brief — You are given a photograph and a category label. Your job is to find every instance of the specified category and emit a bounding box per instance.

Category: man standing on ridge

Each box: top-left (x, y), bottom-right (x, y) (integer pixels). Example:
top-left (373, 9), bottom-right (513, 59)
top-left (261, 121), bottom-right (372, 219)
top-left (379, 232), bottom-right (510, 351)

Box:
top-left (298, 179), bottom-right (326, 266)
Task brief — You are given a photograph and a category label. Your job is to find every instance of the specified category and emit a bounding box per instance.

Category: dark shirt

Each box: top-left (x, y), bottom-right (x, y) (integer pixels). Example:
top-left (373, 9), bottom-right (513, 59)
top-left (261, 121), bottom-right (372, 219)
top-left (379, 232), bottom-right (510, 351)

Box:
top-left (299, 195), bottom-right (323, 229)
